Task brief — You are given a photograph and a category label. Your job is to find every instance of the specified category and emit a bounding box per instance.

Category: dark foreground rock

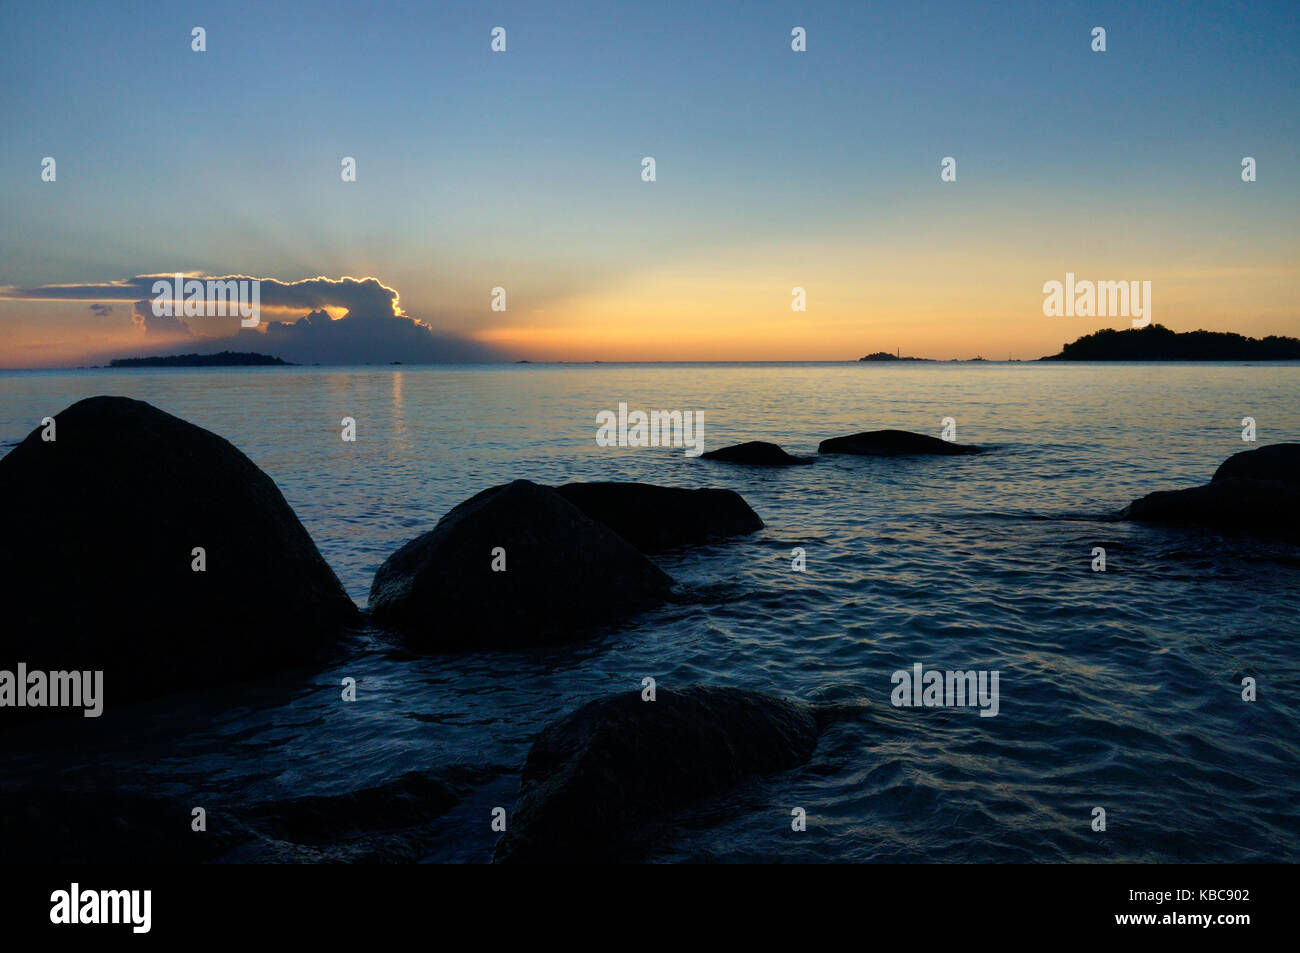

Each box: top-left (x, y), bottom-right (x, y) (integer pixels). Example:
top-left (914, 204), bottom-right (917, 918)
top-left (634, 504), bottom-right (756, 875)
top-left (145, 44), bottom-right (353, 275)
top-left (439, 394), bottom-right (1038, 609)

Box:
top-left (493, 685), bottom-right (821, 863)
top-left (0, 766), bottom-right (485, 864)
top-left (818, 429), bottom-right (983, 456)
top-left (554, 482), bottom-right (763, 551)
top-left (0, 396), bottom-right (358, 708)
top-left (0, 788), bottom-right (236, 864)
top-left (369, 480), bottom-right (673, 649)
top-left (700, 441), bottom-right (813, 466)
top-left (1211, 443), bottom-right (1300, 487)
top-left (1121, 476), bottom-right (1300, 542)
top-left (233, 766), bottom-right (486, 862)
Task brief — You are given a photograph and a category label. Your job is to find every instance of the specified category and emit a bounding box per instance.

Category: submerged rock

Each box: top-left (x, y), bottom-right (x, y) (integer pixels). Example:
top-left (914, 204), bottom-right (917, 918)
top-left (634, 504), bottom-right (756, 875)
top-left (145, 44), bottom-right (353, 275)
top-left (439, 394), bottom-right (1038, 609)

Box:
top-left (493, 685), bottom-right (821, 863)
top-left (1211, 443), bottom-right (1300, 487)
top-left (818, 429), bottom-right (982, 456)
top-left (0, 396), bottom-right (358, 709)
top-left (368, 480), bottom-right (673, 649)
top-left (1121, 476), bottom-right (1300, 542)
top-left (554, 482), bottom-right (763, 552)
top-left (700, 441), bottom-right (813, 466)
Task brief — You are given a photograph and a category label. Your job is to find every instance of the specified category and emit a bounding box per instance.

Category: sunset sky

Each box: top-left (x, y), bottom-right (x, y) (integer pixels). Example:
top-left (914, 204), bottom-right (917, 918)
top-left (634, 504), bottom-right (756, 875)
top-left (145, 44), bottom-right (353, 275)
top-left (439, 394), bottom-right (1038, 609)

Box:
top-left (1, 0), bottom-right (1297, 367)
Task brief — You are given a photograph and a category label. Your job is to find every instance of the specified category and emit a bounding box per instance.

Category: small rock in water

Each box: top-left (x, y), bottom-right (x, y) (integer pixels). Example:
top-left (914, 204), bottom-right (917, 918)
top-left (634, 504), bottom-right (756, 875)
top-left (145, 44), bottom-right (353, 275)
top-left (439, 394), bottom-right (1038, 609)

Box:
top-left (1120, 443), bottom-right (1300, 543)
top-left (1121, 475), bottom-right (1300, 542)
top-left (700, 440), bottom-right (813, 466)
top-left (818, 429), bottom-right (982, 456)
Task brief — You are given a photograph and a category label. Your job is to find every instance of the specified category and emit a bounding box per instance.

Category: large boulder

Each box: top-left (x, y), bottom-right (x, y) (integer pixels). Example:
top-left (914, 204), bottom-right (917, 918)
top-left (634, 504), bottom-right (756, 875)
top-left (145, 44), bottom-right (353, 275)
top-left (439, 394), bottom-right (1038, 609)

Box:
top-left (819, 429), bottom-right (982, 456)
top-left (493, 685), bottom-right (821, 863)
top-left (368, 480), bottom-right (673, 649)
top-left (0, 396), bottom-right (358, 709)
top-left (700, 441), bottom-right (812, 466)
top-left (554, 482), bottom-right (763, 552)
top-left (1212, 443), bottom-right (1300, 487)
top-left (1121, 476), bottom-right (1300, 542)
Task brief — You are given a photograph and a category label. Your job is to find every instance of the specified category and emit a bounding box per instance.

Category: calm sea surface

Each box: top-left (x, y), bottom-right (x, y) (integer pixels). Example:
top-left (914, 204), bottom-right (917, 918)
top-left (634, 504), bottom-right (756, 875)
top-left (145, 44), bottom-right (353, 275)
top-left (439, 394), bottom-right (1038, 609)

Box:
top-left (2, 362), bottom-right (1297, 862)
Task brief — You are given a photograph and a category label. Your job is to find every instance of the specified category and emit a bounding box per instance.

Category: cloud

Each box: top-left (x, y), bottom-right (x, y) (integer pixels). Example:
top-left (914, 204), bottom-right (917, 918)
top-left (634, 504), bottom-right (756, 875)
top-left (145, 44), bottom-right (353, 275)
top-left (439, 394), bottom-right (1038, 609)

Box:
top-left (1, 274), bottom-right (505, 363)
top-left (131, 299), bottom-right (191, 337)
top-left (88, 303), bottom-right (114, 317)
top-left (226, 309), bottom-right (500, 364)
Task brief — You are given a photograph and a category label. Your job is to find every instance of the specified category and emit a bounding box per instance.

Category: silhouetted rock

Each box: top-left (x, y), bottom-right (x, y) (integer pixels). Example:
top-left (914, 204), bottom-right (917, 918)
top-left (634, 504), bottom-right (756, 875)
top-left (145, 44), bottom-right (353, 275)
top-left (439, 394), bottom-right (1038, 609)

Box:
top-left (554, 482), bottom-right (763, 552)
top-left (235, 766), bottom-right (486, 862)
top-left (493, 685), bottom-right (821, 863)
top-left (1120, 444), bottom-right (1300, 542)
top-left (700, 441), bottom-right (813, 466)
top-left (818, 429), bottom-right (982, 456)
top-left (0, 396), bottom-right (358, 710)
top-left (0, 787), bottom-right (237, 863)
top-left (0, 767), bottom-right (485, 863)
top-left (369, 480), bottom-right (673, 649)
top-left (1121, 477), bottom-right (1300, 542)
top-left (1211, 443), bottom-right (1300, 488)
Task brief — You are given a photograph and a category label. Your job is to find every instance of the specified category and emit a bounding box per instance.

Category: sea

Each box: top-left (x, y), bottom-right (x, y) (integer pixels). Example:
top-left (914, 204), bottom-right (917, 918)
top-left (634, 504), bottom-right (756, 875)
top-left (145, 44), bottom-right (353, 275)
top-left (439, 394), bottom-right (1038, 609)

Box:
top-left (1, 361), bottom-right (1297, 862)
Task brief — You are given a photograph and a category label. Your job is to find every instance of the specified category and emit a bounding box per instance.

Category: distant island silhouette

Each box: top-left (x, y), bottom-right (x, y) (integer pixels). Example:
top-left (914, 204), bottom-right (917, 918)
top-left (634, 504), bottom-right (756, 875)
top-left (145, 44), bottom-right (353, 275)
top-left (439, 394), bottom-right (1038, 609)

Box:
top-left (859, 351), bottom-right (932, 362)
top-left (108, 351), bottom-right (294, 368)
top-left (1041, 325), bottom-right (1300, 361)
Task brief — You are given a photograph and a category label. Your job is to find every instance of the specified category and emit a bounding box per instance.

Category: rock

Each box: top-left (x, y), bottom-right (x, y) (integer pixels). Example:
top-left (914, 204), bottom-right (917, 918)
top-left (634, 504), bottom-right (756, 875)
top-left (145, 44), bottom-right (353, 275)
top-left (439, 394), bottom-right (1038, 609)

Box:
top-left (700, 441), bottom-right (813, 466)
top-left (0, 788), bottom-right (238, 864)
top-left (493, 685), bottom-right (821, 863)
top-left (1211, 443), bottom-right (1300, 488)
top-left (235, 766), bottom-right (486, 862)
top-left (0, 767), bottom-right (485, 863)
top-left (243, 770), bottom-right (470, 847)
top-left (1120, 476), bottom-right (1300, 542)
top-left (368, 480), bottom-right (673, 649)
top-left (818, 429), bottom-right (982, 456)
top-left (1120, 444), bottom-right (1300, 542)
top-left (554, 482), bottom-right (763, 552)
top-left (0, 396), bottom-right (358, 709)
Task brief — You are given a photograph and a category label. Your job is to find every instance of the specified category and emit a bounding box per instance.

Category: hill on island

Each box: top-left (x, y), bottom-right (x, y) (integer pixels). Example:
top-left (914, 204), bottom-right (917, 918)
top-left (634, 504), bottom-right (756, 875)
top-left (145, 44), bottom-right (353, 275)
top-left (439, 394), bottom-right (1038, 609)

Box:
top-left (108, 351), bottom-right (294, 368)
top-left (1041, 324), bottom-right (1300, 361)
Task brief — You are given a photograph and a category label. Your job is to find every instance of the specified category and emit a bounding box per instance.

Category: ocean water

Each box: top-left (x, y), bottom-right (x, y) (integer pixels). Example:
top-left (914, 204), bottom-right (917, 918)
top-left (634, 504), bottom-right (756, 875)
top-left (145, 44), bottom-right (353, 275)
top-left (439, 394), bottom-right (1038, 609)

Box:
top-left (1, 362), bottom-right (1298, 863)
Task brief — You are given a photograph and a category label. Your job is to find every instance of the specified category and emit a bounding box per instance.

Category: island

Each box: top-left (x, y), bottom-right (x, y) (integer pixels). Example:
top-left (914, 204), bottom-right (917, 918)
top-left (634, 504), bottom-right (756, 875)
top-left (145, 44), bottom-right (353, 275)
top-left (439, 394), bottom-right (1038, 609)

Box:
top-left (1041, 325), bottom-right (1300, 361)
top-left (858, 351), bottom-right (932, 362)
top-left (108, 351), bottom-right (294, 368)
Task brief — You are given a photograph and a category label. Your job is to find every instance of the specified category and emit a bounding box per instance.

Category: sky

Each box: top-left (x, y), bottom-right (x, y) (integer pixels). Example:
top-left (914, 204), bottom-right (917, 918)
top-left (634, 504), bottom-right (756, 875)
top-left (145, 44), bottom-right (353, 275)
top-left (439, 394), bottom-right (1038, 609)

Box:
top-left (1, 0), bottom-right (1297, 367)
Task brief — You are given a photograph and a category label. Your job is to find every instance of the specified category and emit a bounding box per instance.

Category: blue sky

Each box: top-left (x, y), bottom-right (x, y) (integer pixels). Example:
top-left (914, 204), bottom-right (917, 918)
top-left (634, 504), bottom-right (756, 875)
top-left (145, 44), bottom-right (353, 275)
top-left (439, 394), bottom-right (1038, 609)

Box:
top-left (1, 0), bottom-right (1296, 364)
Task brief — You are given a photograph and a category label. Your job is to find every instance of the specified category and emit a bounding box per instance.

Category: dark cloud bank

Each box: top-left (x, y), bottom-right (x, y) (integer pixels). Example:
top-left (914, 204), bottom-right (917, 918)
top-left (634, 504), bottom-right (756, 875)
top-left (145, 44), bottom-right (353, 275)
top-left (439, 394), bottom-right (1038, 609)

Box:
top-left (9, 275), bottom-right (505, 364)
